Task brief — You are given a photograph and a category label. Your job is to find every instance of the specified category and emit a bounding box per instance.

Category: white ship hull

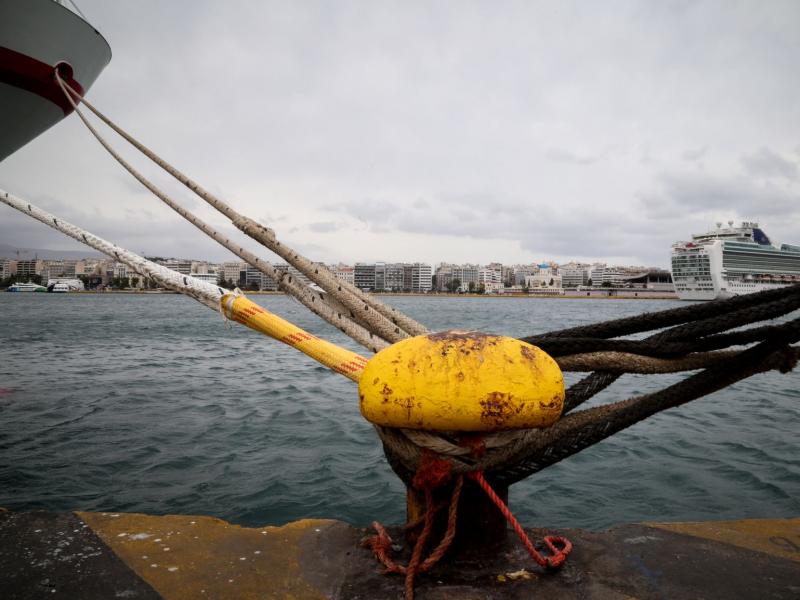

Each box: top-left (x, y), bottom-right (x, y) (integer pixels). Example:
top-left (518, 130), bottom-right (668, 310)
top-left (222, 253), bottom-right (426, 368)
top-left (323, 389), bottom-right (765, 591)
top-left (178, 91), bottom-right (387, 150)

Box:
top-left (671, 223), bottom-right (800, 301)
top-left (0, 0), bottom-right (111, 161)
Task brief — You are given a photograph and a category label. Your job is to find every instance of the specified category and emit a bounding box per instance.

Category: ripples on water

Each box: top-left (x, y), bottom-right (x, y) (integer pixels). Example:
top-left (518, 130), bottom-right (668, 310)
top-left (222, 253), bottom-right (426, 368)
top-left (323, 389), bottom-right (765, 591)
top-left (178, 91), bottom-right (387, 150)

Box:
top-left (0, 294), bottom-right (797, 529)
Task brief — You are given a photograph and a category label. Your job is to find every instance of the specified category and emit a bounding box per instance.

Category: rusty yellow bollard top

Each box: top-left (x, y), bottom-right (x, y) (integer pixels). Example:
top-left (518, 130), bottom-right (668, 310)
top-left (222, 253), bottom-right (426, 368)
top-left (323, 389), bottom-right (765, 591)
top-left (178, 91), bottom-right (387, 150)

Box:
top-left (359, 331), bottom-right (565, 431)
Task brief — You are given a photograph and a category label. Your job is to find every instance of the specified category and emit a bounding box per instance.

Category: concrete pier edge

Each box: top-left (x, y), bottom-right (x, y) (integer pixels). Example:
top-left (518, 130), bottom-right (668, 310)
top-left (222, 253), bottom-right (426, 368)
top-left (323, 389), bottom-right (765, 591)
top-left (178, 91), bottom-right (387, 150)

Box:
top-left (1, 509), bottom-right (798, 599)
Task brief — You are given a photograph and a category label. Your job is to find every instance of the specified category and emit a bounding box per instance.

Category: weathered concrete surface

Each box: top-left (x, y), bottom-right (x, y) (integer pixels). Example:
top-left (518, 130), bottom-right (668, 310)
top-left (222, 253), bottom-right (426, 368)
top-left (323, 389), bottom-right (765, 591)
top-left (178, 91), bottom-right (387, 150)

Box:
top-left (0, 510), bottom-right (160, 599)
top-left (1, 510), bottom-right (798, 599)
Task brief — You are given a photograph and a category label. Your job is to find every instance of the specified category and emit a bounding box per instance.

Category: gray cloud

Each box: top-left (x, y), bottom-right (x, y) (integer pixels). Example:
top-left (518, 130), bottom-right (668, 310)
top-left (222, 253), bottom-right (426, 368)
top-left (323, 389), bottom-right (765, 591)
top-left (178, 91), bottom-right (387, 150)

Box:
top-left (1, 0), bottom-right (799, 268)
top-left (546, 148), bottom-right (600, 165)
top-left (741, 147), bottom-right (799, 181)
top-left (651, 170), bottom-right (800, 218)
top-left (682, 146), bottom-right (708, 162)
top-left (307, 221), bottom-right (344, 233)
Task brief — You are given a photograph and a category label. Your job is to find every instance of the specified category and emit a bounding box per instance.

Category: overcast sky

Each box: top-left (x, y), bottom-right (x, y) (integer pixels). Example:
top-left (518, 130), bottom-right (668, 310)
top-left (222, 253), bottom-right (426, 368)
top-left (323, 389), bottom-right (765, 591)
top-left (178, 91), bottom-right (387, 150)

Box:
top-left (1, 0), bottom-right (799, 268)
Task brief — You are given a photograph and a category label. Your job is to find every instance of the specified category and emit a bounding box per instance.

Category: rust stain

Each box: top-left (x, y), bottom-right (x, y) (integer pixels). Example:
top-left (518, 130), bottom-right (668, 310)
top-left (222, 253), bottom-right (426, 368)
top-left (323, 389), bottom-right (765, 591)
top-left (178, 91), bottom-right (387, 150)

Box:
top-left (520, 345), bottom-right (537, 362)
top-left (538, 393), bottom-right (562, 411)
top-left (479, 391), bottom-right (522, 427)
top-left (393, 397), bottom-right (416, 422)
top-left (456, 371), bottom-right (465, 381)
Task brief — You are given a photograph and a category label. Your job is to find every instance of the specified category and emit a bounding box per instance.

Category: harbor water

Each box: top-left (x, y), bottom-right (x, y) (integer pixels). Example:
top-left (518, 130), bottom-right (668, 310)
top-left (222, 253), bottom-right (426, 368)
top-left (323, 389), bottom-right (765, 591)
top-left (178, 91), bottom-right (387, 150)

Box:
top-left (1, 294), bottom-right (798, 530)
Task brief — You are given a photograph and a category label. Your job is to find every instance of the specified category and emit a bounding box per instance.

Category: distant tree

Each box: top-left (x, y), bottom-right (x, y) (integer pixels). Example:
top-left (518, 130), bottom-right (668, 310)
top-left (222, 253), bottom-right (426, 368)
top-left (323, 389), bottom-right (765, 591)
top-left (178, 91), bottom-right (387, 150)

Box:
top-left (227, 278), bottom-right (236, 290)
top-left (30, 274), bottom-right (43, 285)
top-left (549, 278), bottom-right (554, 286)
top-left (601, 281), bottom-right (612, 288)
top-left (131, 277), bottom-right (140, 289)
top-left (468, 281), bottom-right (476, 293)
top-left (587, 278), bottom-right (593, 286)
top-left (120, 277), bottom-right (130, 289)
top-left (477, 283), bottom-right (486, 294)
top-left (247, 281), bottom-right (260, 292)
top-left (522, 285), bottom-right (530, 293)
top-left (446, 278), bottom-right (461, 293)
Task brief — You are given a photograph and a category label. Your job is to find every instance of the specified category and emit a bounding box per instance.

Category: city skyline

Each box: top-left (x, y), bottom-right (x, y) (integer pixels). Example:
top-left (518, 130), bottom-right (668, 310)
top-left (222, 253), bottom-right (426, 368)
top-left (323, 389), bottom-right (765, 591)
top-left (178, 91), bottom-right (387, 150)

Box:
top-left (1, 2), bottom-right (798, 268)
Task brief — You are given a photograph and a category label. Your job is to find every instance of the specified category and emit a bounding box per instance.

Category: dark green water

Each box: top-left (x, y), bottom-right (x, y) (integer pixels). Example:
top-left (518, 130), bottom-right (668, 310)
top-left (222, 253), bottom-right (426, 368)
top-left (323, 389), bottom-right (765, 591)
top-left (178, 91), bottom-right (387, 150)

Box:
top-left (1, 294), bottom-right (798, 530)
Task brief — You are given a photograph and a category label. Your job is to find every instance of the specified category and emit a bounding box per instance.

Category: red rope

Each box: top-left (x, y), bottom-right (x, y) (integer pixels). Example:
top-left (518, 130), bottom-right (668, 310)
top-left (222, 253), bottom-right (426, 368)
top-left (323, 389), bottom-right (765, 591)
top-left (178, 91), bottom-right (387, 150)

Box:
top-left (363, 452), bottom-right (464, 600)
top-left (364, 451), bottom-right (573, 598)
top-left (467, 470), bottom-right (572, 568)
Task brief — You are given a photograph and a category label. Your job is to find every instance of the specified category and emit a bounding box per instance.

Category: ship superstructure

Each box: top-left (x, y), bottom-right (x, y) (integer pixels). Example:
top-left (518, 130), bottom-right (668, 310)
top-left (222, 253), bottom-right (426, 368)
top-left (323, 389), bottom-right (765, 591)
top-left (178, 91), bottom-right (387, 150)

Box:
top-left (671, 221), bottom-right (800, 300)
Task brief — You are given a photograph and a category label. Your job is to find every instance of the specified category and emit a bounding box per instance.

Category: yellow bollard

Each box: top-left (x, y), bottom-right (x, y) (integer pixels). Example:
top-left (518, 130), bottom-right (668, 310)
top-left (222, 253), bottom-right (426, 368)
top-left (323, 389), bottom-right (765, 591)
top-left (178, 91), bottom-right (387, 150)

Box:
top-left (359, 331), bottom-right (564, 431)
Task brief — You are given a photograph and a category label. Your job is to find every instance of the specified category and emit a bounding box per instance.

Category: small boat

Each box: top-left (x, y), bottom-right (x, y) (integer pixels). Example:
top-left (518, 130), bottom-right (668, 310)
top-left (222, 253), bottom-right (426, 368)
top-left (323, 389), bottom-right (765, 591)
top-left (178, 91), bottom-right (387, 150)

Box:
top-left (7, 282), bottom-right (47, 292)
top-left (48, 282), bottom-right (70, 293)
top-left (0, 0), bottom-right (111, 161)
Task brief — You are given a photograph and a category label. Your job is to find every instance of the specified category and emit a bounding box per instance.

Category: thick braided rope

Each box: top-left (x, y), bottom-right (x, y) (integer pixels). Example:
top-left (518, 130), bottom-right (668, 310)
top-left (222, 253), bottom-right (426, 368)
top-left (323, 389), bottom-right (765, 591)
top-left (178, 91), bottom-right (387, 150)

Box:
top-left (378, 323), bottom-right (800, 484)
top-left (0, 190), bottom-right (223, 309)
top-left (231, 216), bottom-right (423, 343)
top-left (531, 322), bottom-right (799, 358)
top-left (1, 190), bottom-right (377, 382)
top-left (59, 80), bottom-right (428, 340)
top-left (55, 73), bottom-right (388, 354)
top-left (526, 284), bottom-right (800, 341)
top-left (556, 350), bottom-right (740, 373)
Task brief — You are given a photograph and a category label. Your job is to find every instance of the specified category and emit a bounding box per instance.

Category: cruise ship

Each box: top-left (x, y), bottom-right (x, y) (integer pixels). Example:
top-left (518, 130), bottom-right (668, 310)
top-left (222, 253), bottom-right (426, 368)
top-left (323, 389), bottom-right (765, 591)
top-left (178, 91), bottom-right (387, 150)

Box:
top-left (671, 221), bottom-right (800, 300)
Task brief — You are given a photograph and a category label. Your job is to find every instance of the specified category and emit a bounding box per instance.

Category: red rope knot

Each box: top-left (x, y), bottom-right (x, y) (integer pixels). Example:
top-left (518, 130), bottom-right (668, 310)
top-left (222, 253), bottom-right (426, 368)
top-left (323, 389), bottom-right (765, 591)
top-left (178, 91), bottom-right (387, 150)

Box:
top-left (412, 449), bottom-right (453, 490)
top-left (457, 433), bottom-right (487, 457)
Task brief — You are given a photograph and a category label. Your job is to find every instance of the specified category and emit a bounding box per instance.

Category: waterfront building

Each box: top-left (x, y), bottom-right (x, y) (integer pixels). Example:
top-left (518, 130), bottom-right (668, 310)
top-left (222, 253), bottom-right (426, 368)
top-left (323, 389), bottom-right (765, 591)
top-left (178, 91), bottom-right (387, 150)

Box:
top-left (222, 262), bottom-right (247, 287)
top-left (354, 263), bottom-right (376, 291)
top-left (161, 259), bottom-right (192, 275)
top-left (526, 264), bottom-right (563, 290)
top-left (42, 259), bottom-right (77, 284)
top-left (500, 265), bottom-right (515, 287)
top-left (385, 263), bottom-right (405, 291)
top-left (560, 263), bottom-right (590, 288)
top-left (619, 269), bottom-right (674, 291)
top-left (244, 265), bottom-right (264, 290)
top-left (513, 265), bottom-right (535, 286)
top-left (433, 263), bottom-right (479, 292)
top-left (374, 262), bottom-right (386, 291)
top-left (452, 264), bottom-right (479, 292)
top-left (0, 258), bottom-right (15, 280)
top-left (332, 264), bottom-right (355, 286)
top-left (403, 263), bottom-right (432, 293)
top-left (15, 259), bottom-right (44, 281)
top-left (433, 264), bottom-right (453, 292)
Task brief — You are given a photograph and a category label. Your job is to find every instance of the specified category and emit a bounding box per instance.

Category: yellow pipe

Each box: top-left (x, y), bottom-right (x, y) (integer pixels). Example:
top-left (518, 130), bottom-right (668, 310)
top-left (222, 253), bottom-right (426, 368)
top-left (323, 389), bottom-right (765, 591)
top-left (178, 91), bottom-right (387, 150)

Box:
top-left (222, 294), bottom-right (368, 382)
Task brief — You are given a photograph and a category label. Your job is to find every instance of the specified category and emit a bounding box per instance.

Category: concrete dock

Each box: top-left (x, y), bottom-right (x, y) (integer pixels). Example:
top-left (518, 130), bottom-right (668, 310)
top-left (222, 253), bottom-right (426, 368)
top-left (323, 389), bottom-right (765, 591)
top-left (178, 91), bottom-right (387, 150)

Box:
top-left (1, 509), bottom-right (797, 599)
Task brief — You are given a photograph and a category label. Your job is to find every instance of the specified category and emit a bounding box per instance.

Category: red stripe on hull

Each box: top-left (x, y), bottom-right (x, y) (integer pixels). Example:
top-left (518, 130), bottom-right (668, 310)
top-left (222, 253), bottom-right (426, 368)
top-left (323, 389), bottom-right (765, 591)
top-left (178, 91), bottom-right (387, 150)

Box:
top-left (0, 46), bottom-right (84, 115)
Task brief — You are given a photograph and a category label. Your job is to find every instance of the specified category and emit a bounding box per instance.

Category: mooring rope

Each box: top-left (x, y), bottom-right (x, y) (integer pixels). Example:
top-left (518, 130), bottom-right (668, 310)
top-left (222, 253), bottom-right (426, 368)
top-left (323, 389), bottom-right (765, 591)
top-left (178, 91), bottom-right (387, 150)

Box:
top-left (56, 76), bottom-right (428, 342)
top-left (378, 307), bottom-right (800, 484)
top-left (54, 73), bottom-right (388, 354)
top-left (0, 190), bottom-right (371, 381)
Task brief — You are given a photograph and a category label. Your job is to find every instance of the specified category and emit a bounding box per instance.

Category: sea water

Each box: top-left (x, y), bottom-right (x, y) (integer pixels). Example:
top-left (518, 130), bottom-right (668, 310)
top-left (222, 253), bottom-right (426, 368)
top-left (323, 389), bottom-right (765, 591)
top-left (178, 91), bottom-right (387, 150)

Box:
top-left (0, 294), bottom-right (797, 530)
